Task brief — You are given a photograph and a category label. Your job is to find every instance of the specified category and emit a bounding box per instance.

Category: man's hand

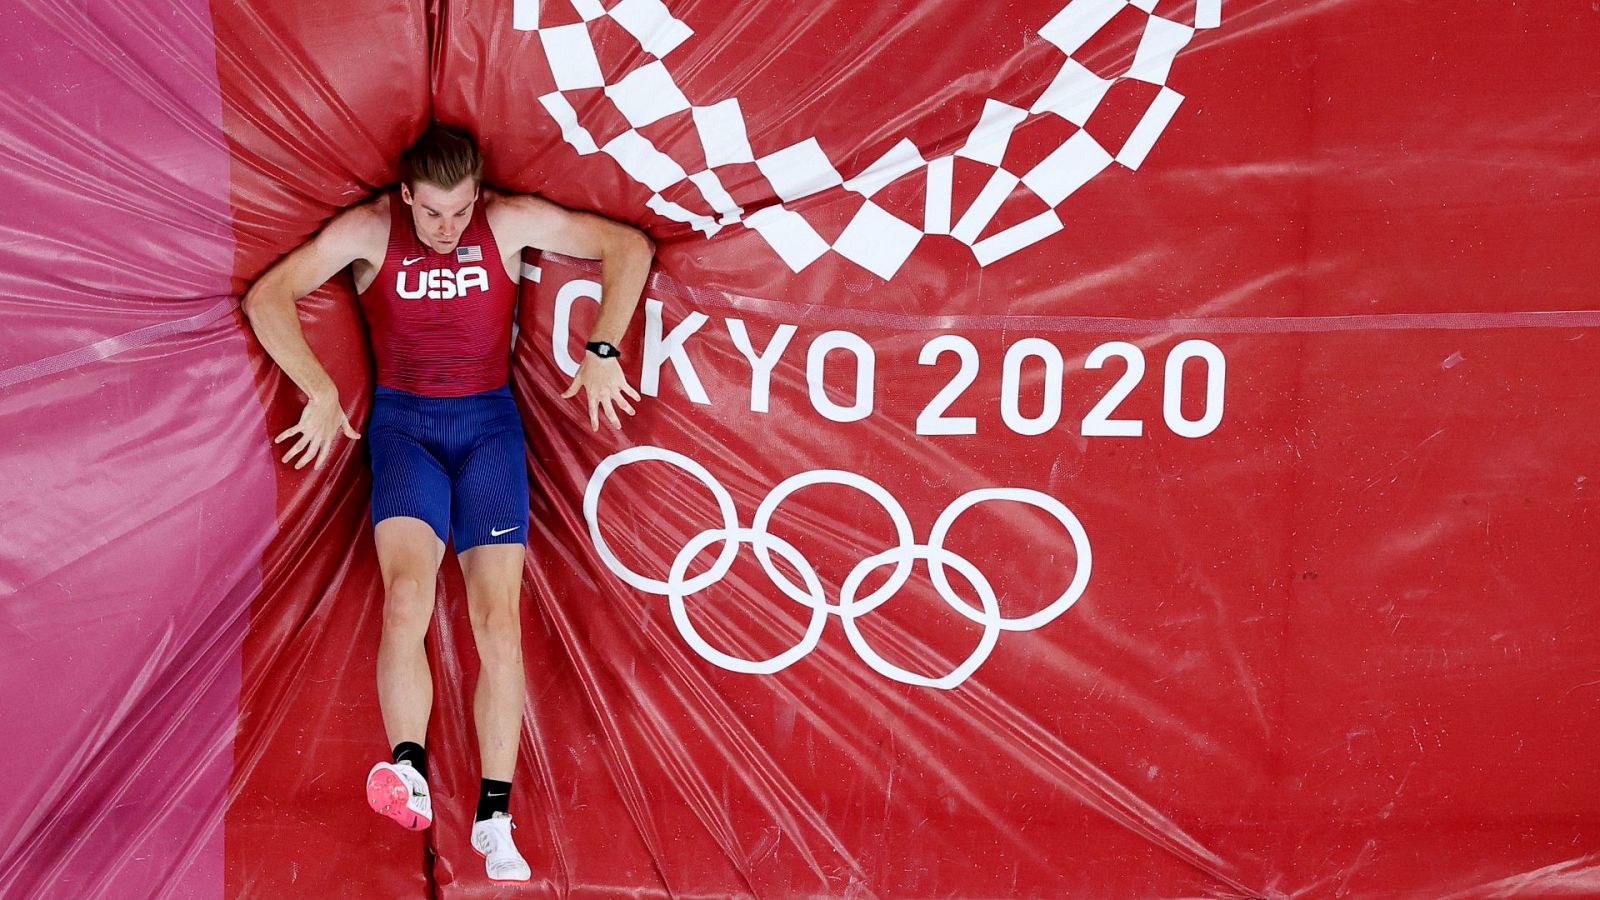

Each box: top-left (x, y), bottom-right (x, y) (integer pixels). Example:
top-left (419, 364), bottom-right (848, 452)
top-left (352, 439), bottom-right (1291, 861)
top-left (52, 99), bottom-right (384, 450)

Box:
top-left (275, 393), bottom-right (361, 470)
top-left (562, 355), bottom-right (641, 431)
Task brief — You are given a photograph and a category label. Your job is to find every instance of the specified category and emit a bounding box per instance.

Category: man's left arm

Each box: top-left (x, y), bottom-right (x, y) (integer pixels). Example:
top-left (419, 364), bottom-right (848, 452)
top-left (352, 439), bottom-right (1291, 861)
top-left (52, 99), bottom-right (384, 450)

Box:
top-left (493, 194), bottom-right (655, 431)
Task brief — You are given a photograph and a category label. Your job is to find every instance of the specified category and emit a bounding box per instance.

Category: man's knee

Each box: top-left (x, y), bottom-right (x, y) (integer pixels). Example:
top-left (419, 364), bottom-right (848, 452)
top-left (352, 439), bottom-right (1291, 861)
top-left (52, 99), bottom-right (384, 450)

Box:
top-left (470, 594), bottom-right (522, 670)
top-left (383, 574), bottom-right (435, 638)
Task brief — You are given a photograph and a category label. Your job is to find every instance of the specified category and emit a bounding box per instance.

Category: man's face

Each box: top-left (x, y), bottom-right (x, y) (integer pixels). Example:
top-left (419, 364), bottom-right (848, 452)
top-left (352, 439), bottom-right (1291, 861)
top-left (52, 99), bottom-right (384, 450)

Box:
top-left (401, 178), bottom-right (479, 255)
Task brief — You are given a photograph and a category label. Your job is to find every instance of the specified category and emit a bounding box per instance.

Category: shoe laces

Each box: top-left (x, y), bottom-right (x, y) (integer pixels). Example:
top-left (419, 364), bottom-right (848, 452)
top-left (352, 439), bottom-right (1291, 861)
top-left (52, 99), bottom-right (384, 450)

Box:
top-left (478, 815), bottom-right (516, 849)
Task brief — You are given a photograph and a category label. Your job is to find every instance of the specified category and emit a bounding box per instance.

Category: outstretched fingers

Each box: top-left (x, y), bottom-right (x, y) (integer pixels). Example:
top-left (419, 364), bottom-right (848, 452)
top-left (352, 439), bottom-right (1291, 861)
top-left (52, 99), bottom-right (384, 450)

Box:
top-left (281, 432), bottom-right (311, 464)
top-left (315, 434), bottom-right (335, 469)
top-left (566, 370), bottom-right (640, 431)
top-left (294, 435), bottom-right (321, 470)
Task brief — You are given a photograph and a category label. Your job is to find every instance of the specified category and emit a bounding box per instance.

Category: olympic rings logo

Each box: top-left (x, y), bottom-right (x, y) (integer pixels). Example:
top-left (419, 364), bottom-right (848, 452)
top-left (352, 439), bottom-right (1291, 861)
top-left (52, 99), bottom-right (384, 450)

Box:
top-left (583, 446), bottom-right (1091, 689)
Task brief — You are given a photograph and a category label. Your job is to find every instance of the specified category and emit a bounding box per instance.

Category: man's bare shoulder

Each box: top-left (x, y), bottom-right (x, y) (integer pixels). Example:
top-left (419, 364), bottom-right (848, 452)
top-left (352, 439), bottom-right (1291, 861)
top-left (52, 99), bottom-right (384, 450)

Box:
top-left (484, 189), bottom-right (556, 221)
top-left (483, 188), bottom-right (651, 260)
top-left (484, 189), bottom-right (566, 253)
top-left (318, 195), bottom-right (390, 263)
top-left (483, 190), bottom-right (543, 254)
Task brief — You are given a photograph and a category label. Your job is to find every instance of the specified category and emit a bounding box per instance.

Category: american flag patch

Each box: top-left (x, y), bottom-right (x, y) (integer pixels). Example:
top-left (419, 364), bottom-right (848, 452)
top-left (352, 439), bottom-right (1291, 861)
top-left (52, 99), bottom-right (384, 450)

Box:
top-left (455, 244), bottom-right (483, 262)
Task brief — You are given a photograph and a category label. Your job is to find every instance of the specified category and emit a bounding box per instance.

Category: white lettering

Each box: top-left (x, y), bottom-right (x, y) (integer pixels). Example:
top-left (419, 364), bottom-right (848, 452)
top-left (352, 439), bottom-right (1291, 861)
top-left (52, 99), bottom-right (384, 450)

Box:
top-left (642, 298), bottom-right (710, 404)
top-left (540, 277), bottom-right (1229, 440)
top-left (1000, 338), bottom-right (1064, 436)
top-left (396, 270), bottom-right (426, 300)
top-left (1163, 339), bottom-right (1226, 438)
top-left (807, 331), bottom-right (874, 423)
top-left (726, 318), bottom-right (797, 414)
top-left (553, 279), bottom-right (602, 377)
top-left (397, 266), bottom-right (490, 302)
top-left (426, 270), bottom-right (450, 300)
top-left (916, 335), bottom-right (979, 435)
top-left (1082, 341), bottom-right (1144, 437)
top-left (458, 266), bottom-right (489, 295)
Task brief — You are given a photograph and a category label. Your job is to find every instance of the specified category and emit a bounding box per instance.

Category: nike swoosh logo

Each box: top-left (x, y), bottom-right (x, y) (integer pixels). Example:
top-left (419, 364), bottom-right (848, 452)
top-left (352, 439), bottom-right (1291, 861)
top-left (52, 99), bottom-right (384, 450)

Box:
top-left (402, 256), bottom-right (425, 265)
top-left (485, 791), bottom-right (508, 798)
top-left (490, 526), bottom-right (521, 537)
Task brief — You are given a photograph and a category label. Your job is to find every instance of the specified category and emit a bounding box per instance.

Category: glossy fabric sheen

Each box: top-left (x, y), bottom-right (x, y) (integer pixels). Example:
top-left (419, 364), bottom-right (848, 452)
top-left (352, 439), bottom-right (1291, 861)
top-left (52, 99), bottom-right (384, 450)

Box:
top-left (2, 1), bottom-right (1598, 898)
top-left (368, 384), bottom-right (531, 551)
top-left (0, 0), bottom-right (276, 897)
top-left (360, 193), bottom-right (520, 397)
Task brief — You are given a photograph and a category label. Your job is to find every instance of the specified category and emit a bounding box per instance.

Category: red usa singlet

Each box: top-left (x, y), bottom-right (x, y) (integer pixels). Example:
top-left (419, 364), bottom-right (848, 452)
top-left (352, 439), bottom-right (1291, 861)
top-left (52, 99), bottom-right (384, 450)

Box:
top-left (358, 191), bottom-right (520, 397)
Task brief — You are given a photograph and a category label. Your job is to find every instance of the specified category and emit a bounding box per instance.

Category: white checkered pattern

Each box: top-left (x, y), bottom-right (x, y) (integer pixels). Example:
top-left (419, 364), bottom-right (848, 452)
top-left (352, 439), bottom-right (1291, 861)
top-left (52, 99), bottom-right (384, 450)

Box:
top-left (511, 0), bottom-right (1222, 278)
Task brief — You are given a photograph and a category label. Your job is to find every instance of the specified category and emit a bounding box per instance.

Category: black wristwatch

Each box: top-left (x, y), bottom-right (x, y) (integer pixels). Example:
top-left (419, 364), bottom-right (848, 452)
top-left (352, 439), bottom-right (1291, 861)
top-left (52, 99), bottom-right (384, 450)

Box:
top-left (585, 340), bottom-right (622, 360)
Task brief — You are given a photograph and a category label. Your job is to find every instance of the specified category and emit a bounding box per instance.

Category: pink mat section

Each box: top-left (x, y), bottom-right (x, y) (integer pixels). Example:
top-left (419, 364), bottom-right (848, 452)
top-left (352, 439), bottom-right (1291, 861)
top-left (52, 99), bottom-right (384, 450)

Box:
top-left (0, 2), bottom-right (276, 896)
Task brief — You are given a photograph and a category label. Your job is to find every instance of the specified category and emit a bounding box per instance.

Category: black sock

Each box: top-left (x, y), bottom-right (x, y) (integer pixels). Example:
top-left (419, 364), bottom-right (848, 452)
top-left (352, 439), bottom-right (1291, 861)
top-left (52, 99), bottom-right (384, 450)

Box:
top-left (393, 742), bottom-right (427, 780)
top-left (475, 778), bottom-right (512, 822)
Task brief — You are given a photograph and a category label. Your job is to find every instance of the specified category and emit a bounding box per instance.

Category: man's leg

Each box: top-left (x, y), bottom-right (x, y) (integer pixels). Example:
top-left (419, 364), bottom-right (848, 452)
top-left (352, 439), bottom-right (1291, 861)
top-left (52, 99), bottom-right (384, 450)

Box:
top-left (375, 516), bottom-right (447, 752)
top-left (458, 543), bottom-right (532, 881)
top-left (458, 543), bottom-right (526, 783)
top-left (362, 515), bottom-right (447, 830)
top-left (449, 388), bottom-right (531, 788)
top-left (450, 387), bottom-right (533, 881)
top-left (364, 389), bottom-right (453, 831)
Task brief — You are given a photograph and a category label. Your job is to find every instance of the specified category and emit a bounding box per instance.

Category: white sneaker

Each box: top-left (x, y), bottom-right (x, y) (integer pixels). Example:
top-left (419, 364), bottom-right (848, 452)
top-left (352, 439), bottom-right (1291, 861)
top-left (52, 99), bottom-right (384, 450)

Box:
top-left (365, 761), bottom-right (432, 830)
top-left (471, 813), bottom-right (531, 882)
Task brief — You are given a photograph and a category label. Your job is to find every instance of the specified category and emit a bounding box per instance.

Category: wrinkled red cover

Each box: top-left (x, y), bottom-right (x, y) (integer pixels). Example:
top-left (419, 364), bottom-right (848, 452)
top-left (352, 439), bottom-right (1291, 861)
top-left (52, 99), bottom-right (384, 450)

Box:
top-left (3, 0), bottom-right (1599, 897)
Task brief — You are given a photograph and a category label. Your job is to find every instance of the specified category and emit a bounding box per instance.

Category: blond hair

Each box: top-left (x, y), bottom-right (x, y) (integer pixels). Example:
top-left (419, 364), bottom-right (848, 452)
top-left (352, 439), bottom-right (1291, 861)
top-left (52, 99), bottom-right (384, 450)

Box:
top-left (399, 124), bottom-right (483, 190)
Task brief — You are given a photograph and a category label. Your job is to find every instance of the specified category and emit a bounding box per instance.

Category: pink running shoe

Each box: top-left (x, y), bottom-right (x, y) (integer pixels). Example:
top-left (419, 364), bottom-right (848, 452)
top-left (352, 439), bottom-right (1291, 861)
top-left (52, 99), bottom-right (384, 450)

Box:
top-left (365, 761), bottom-right (432, 830)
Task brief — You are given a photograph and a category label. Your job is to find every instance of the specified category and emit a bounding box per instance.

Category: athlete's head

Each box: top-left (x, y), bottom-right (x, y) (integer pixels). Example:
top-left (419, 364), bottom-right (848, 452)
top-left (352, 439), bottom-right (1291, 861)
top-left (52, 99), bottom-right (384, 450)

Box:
top-left (399, 124), bottom-right (484, 255)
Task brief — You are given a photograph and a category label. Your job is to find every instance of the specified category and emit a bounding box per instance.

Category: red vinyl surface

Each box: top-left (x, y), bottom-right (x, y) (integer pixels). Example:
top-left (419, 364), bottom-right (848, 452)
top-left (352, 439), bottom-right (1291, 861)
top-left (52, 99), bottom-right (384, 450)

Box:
top-left (2, 1), bottom-right (1598, 897)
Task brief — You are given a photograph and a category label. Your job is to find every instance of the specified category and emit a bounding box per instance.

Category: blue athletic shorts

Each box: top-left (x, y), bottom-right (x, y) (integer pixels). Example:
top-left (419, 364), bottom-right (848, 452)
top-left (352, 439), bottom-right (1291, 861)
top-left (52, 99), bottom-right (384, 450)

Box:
top-left (367, 383), bottom-right (530, 551)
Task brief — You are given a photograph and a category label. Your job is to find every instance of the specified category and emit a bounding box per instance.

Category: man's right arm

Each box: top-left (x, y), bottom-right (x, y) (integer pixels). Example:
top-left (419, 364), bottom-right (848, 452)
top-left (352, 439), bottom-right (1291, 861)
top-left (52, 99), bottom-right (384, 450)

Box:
top-left (242, 203), bottom-right (385, 469)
